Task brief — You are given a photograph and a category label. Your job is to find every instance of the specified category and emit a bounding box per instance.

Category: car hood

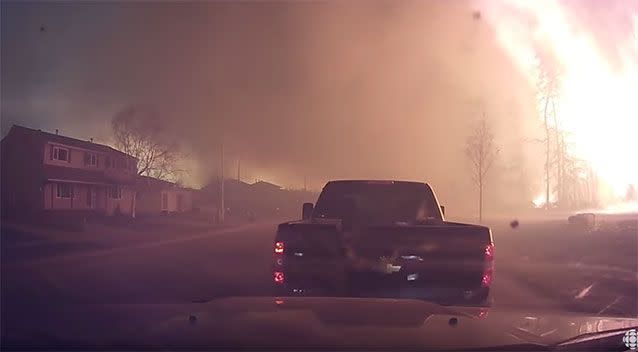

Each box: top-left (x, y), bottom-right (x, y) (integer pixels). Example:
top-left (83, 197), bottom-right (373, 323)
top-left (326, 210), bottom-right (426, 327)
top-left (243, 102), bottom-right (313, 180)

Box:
top-left (2, 296), bottom-right (637, 350)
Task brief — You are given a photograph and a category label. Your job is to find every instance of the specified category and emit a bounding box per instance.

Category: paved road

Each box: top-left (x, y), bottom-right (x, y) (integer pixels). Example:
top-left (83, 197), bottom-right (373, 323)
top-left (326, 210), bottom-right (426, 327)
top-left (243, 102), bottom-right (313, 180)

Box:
top-left (2, 220), bottom-right (636, 319)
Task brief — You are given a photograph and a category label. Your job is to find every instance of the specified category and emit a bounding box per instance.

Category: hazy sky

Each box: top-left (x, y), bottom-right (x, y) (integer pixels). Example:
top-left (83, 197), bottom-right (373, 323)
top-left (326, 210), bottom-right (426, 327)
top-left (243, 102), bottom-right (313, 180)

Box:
top-left (2, 0), bottom-right (633, 215)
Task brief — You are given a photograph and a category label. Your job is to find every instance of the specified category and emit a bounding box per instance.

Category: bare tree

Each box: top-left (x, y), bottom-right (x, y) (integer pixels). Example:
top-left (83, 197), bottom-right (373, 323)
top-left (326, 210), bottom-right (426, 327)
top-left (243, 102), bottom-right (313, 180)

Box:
top-left (535, 48), bottom-right (561, 208)
top-left (535, 49), bottom-right (598, 210)
top-left (465, 115), bottom-right (499, 222)
top-left (112, 105), bottom-right (185, 181)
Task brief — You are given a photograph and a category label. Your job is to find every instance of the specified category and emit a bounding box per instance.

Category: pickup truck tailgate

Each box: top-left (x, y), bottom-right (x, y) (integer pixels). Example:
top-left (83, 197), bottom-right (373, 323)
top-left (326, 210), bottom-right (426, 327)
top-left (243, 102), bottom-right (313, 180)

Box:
top-left (275, 222), bottom-right (493, 289)
top-left (350, 224), bottom-right (493, 288)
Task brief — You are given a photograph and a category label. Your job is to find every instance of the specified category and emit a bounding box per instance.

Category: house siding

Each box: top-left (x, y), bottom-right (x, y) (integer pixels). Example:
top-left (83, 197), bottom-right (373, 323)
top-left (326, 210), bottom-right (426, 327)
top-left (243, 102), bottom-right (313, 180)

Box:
top-left (45, 183), bottom-right (73, 209)
top-left (136, 189), bottom-right (162, 215)
top-left (163, 190), bottom-right (193, 213)
top-left (136, 188), bottom-right (193, 215)
top-left (95, 187), bottom-right (107, 211)
top-left (43, 142), bottom-right (136, 176)
top-left (43, 183), bottom-right (134, 214)
top-left (104, 156), bottom-right (137, 181)
top-left (43, 183), bottom-right (135, 216)
top-left (44, 144), bottom-right (101, 170)
top-left (105, 187), bottom-right (135, 216)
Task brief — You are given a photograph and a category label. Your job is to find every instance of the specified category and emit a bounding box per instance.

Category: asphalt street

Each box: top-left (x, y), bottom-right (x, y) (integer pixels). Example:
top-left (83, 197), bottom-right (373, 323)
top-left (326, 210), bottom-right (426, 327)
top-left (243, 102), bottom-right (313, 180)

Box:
top-left (2, 219), bottom-right (636, 320)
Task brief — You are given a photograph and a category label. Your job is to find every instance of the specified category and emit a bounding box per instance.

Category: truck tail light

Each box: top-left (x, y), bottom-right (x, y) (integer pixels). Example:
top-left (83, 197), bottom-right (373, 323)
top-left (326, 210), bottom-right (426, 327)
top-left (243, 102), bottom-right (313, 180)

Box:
top-left (274, 241), bottom-right (284, 254)
top-left (482, 243), bottom-right (494, 287)
top-left (273, 271), bottom-right (285, 284)
top-left (484, 243), bottom-right (494, 261)
top-left (481, 269), bottom-right (493, 287)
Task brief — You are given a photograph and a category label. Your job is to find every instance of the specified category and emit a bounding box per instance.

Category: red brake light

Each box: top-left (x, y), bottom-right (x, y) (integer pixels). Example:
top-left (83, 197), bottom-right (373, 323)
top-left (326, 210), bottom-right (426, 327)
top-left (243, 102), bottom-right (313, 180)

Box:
top-left (481, 271), bottom-right (493, 287)
top-left (484, 243), bottom-right (494, 261)
top-left (482, 243), bottom-right (494, 287)
top-left (274, 242), bottom-right (284, 254)
top-left (273, 271), bottom-right (285, 284)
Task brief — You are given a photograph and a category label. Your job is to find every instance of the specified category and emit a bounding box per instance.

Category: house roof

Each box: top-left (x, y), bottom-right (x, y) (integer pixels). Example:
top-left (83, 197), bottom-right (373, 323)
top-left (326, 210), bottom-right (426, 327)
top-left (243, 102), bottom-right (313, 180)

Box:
top-left (225, 179), bottom-right (251, 187)
top-left (43, 165), bottom-right (136, 185)
top-left (251, 180), bottom-right (282, 191)
top-left (7, 125), bottom-right (133, 159)
top-left (136, 175), bottom-right (193, 191)
top-left (201, 178), bottom-right (250, 194)
top-left (225, 179), bottom-right (252, 191)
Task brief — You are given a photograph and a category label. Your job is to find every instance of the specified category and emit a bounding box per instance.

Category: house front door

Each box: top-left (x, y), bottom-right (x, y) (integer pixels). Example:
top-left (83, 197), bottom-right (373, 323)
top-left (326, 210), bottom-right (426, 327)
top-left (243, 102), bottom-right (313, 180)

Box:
top-left (86, 186), bottom-right (97, 209)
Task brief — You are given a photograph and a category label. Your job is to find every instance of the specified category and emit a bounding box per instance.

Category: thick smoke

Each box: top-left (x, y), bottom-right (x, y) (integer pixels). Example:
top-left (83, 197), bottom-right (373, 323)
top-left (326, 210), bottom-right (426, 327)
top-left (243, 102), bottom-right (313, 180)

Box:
top-left (2, 1), bottom-right (548, 216)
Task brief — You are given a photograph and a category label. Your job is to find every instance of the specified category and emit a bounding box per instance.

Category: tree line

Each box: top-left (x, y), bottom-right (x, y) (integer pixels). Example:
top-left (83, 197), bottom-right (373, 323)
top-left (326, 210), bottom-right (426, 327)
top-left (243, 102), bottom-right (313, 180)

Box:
top-left (464, 48), bottom-right (605, 222)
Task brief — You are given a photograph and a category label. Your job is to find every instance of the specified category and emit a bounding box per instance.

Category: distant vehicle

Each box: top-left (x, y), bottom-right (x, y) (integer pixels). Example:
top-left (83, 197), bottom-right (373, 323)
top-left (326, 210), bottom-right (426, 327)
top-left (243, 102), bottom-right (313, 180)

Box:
top-left (272, 180), bottom-right (495, 306)
top-left (568, 213), bottom-right (596, 230)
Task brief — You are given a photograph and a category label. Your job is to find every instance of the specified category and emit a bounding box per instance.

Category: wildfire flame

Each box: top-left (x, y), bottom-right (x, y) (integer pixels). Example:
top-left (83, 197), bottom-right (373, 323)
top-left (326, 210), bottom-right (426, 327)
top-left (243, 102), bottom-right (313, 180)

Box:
top-left (479, 0), bottom-right (638, 204)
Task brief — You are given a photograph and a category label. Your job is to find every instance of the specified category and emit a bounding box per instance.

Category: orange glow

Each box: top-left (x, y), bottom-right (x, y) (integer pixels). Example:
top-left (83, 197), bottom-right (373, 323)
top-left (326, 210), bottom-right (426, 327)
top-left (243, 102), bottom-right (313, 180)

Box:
top-left (481, 0), bottom-right (638, 202)
top-left (531, 192), bottom-right (557, 209)
top-left (531, 194), bottom-right (545, 208)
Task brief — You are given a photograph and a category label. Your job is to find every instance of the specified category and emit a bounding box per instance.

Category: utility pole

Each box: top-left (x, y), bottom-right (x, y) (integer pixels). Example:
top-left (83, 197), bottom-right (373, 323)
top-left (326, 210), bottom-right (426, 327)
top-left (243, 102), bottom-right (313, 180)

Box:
top-left (303, 175), bottom-right (307, 191)
top-left (543, 94), bottom-right (551, 210)
top-left (479, 157), bottom-right (483, 222)
top-left (219, 141), bottom-right (225, 223)
top-left (237, 158), bottom-right (241, 182)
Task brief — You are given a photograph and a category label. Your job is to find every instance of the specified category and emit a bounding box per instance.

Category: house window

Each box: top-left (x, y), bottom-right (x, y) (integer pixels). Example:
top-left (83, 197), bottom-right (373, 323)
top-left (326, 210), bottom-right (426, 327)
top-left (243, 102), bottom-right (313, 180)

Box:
top-left (105, 156), bottom-right (111, 168)
top-left (84, 152), bottom-right (98, 167)
top-left (109, 187), bottom-right (122, 199)
top-left (52, 146), bottom-right (70, 162)
top-left (56, 183), bottom-right (72, 198)
top-left (161, 192), bottom-right (168, 210)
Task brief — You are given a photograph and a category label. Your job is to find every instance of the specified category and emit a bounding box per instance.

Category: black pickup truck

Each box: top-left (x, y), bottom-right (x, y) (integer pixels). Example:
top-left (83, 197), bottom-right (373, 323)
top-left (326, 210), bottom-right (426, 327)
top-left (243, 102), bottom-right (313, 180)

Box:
top-left (272, 180), bottom-right (494, 306)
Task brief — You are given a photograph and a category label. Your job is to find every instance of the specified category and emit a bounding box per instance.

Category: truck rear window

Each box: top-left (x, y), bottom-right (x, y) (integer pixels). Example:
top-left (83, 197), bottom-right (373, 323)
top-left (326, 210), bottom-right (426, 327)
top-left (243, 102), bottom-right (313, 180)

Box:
top-left (313, 182), bottom-right (441, 223)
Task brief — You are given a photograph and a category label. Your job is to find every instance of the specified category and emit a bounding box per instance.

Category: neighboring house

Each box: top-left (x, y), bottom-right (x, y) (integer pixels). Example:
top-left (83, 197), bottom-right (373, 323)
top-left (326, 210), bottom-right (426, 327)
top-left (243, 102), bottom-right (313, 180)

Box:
top-left (136, 176), bottom-right (193, 215)
top-left (1, 125), bottom-right (138, 217)
top-left (198, 178), bottom-right (251, 210)
top-left (251, 180), bottom-right (283, 193)
top-left (250, 180), bottom-right (284, 215)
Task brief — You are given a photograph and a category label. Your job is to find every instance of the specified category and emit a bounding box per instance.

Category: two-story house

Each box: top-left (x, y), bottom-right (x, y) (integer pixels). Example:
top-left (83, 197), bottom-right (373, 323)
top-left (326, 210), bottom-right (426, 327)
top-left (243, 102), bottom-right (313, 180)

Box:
top-left (1, 125), bottom-right (138, 217)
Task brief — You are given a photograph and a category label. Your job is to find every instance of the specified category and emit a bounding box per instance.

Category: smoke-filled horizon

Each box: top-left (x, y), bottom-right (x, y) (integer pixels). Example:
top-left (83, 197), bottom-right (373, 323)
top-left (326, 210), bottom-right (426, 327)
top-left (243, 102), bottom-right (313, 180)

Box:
top-left (2, 0), bottom-right (635, 216)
